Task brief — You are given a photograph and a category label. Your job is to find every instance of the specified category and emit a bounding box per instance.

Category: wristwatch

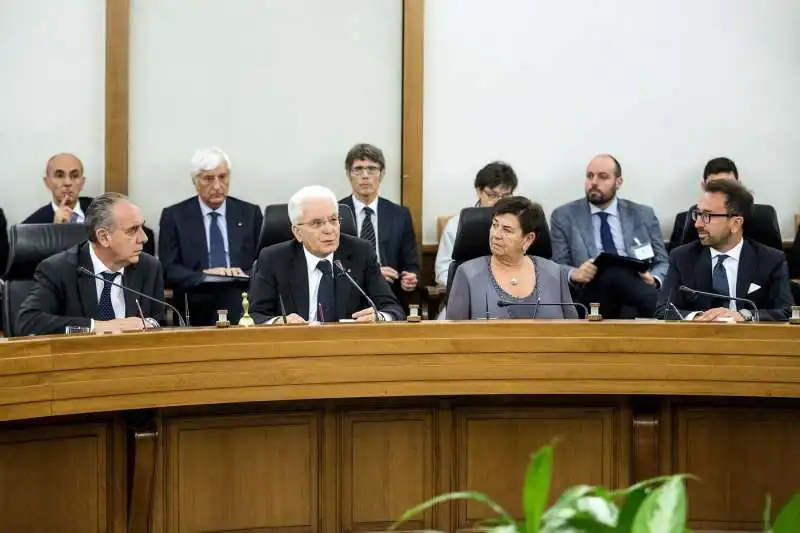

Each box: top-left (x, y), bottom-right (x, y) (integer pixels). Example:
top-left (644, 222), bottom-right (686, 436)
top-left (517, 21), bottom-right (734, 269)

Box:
top-left (739, 309), bottom-right (753, 322)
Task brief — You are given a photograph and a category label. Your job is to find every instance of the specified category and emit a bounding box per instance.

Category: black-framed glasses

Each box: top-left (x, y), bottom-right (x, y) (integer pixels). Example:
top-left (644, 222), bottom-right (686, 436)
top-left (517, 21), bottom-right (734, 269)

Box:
top-left (296, 215), bottom-right (341, 230)
top-left (690, 208), bottom-right (739, 224)
top-left (482, 189), bottom-right (513, 201)
top-left (350, 165), bottom-right (382, 176)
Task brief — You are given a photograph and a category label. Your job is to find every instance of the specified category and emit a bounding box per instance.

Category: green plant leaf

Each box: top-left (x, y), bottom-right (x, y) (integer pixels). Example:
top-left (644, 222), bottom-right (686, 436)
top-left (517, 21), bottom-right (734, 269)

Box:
top-left (764, 494), bottom-right (772, 533)
top-left (631, 476), bottom-right (687, 533)
top-left (390, 491), bottom-right (515, 531)
top-left (523, 445), bottom-right (554, 533)
top-left (615, 486), bottom-right (648, 532)
top-left (773, 492), bottom-right (800, 533)
top-left (564, 512), bottom-right (617, 532)
top-left (609, 474), bottom-right (697, 500)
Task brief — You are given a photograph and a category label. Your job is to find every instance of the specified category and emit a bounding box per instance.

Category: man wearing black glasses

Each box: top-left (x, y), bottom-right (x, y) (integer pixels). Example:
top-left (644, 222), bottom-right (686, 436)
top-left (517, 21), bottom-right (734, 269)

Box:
top-left (656, 179), bottom-right (792, 321)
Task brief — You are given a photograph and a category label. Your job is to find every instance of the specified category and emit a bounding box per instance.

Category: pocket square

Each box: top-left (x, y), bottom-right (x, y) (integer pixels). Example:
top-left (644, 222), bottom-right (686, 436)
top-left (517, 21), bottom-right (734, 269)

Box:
top-left (748, 283), bottom-right (761, 294)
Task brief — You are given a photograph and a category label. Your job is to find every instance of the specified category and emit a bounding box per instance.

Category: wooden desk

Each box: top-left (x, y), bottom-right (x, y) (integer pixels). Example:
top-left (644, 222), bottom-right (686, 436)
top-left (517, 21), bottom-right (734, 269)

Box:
top-left (1, 321), bottom-right (799, 533)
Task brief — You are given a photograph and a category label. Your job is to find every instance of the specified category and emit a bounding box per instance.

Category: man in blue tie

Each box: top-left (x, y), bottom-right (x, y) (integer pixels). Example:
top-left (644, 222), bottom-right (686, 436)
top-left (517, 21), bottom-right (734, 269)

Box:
top-left (550, 154), bottom-right (669, 318)
top-left (159, 147), bottom-right (263, 325)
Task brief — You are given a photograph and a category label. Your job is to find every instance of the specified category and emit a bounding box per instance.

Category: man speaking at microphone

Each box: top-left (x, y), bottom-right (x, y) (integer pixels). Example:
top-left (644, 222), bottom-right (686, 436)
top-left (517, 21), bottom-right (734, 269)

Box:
top-left (17, 192), bottom-right (165, 336)
top-left (248, 185), bottom-right (403, 324)
top-left (655, 179), bottom-right (792, 322)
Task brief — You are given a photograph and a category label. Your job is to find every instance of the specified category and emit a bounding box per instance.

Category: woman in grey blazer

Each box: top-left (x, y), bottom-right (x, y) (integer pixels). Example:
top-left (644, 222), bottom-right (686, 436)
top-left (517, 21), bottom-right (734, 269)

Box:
top-left (446, 196), bottom-right (578, 320)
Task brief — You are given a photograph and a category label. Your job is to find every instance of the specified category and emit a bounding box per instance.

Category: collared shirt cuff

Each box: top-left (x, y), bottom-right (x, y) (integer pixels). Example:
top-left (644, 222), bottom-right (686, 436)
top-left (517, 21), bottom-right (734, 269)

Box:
top-left (380, 312), bottom-right (393, 322)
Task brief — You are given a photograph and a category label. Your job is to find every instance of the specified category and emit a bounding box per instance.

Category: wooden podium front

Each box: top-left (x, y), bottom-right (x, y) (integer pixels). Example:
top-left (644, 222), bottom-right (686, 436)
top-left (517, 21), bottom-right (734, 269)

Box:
top-left (0, 321), bottom-right (799, 532)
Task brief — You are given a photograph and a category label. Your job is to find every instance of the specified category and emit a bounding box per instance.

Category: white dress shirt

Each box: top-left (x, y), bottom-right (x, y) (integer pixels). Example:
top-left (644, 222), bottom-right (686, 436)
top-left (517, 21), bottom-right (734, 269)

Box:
top-left (589, 197), bottom-right (626, 256)
top-left (351, 195), bottom-right (380, 261)
top-left (89, 243), bottom-right (125, 322)
top-left (51, 200), bottom-right (85, 223)
top-left (710, 237), bottom-right (743, 311)
top-left (303, 247), bottom-right (334, 322)
top-left (198, 197), bottom-right (230, 267)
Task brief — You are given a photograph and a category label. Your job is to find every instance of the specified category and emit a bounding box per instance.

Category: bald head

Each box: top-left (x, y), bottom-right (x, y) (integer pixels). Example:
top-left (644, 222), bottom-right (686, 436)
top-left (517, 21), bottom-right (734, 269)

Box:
top-left (44, 153), bottom-right (85, 207)
top-left (585, 154), bottom-right (623, 208)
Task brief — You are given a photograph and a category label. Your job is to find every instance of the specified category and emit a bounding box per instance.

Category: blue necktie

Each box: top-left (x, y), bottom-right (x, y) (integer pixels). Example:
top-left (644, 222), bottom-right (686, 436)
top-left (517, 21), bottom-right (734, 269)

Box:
top-left (360, 207), bottom-right (376, 246)
top-left (316, 259), bottom-right (336, 322)
top-left (96, 272), bottom-right (118, 321)
top-left (208, 212), bottom-right (227, 268)
top-left (712, 254), bottom-right (730, 304)
top-left (70, 212), bottom-right (79, 223)
top-left (596, 212), bottom-right (617, 255)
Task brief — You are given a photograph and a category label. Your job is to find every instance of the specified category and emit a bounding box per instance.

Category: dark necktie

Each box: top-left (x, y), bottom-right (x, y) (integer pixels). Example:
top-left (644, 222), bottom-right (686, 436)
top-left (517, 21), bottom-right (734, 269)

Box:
top-left (96, 271), bottom-right (118, 321)
top-left (316, 259), bottom-right (336, 322)
top-left (70, 212), bottom-right (79, 223)
top-left (208, 211), bottom-right (227, 268)
top-left (596, 211), bottom-right (617, 255)
top-left (712, 254), bottom-right (730, 304)
top-left (360, 207), bottom-right (376, 246)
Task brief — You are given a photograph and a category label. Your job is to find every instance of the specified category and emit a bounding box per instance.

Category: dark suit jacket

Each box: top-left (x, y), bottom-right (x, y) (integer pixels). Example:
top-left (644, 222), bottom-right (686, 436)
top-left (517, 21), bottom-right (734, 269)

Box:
top-left (789, 223), bottom-right (800, 280)
top-left (0, 207), bottom-right (7, 276)
top-left (338, 196), bottom-right (420, 276)
top-left (17, 242), bottom-right (165, 336)
top-left (22, 196), bottom-right (157, 256)
top-left (655, 239), bottom-right (793, 321)
top-left (158, 196), bottom-right (263, 290)
top-left (668, 203), bottom-right (782, 252)
top-left (249, 234), bottom-right (404, 323)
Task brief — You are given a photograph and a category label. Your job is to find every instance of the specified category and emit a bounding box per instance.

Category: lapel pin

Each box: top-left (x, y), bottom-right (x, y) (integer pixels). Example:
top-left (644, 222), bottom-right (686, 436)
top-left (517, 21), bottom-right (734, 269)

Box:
top-left (237, 221), bottom-right (243, 227)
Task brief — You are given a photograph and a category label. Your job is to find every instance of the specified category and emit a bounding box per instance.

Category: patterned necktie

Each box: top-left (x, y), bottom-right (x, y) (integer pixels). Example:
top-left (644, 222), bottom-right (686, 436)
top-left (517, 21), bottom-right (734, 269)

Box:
top-left (316, 259), bottom-right (336, 322)
top-left (596, 211), bottom-right (617, 255)
top-left (360, 207), bottom-right (376, 246)
top-left (70, 211), bottom-right (79, 223)
top-left (208, 211), bottom-right (227, 268)
top-left (712, 254), bottom-right (730, 304)
top-left (96, 272), bottom-right (118, 321)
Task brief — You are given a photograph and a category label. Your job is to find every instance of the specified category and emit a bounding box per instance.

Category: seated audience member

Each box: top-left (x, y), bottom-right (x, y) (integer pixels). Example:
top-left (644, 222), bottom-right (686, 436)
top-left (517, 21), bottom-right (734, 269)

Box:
top-left (656, 179), bottom-right (792, 321)
top-left (0, 207), bottom-right (7, 274)
top-left (17, 193), bottom-right (164, 336)
top-left (158, 147), bottom-right (263, 326)
top-left (23, 152), bottom-right (156, 255)
top-left (435, 162), bottom-right (518, 289)
top-left (447, 197), bottom-right (577, 320)
top-left (339, 143), bottom-right (419, 301)
top-left (550, 154), bottom-right (668, 319)
top-left (790, 223), bottom-right (800, 280)
top-left (668, 157), bottom-right (782, 251)
top-left (249, 185), bottom-right (403, 324)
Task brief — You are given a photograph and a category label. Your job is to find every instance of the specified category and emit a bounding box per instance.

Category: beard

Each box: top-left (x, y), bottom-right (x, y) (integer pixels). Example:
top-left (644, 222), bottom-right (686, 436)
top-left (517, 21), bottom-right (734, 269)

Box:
top-left (586, 185), bottom-right (617, 206)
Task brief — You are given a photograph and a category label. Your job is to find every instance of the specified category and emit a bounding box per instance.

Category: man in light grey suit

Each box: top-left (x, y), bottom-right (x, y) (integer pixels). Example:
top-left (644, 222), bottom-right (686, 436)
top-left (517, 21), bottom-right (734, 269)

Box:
top-left (551, 154), bottom-right (668, 318)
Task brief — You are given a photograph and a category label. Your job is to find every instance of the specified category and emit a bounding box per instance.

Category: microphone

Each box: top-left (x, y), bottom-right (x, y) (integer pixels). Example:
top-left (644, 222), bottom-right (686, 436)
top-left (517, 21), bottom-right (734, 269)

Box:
top-left (77, 266), bottom-right (187, 327)
top-left (662, 289), bottom-right (684, 321)
top-left (678, 285), bottom-right (759, 323)
top-left (278, 292), bottom-right (288, 324)
top-left (333, 260), bottom-right (382, 322)
top-left (184, 293), bottom-right (191, 327)
top-left (497, 299), bottom-right (588, 318)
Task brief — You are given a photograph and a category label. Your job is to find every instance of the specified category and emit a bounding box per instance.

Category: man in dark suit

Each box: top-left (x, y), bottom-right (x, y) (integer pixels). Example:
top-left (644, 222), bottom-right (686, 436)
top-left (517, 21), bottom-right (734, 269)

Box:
top-left (550, 154), bottom-right (668, 318)
top-left (656, 179), bottom-right (792, 322)
top-left (668, 157), bottom-right (782, 251)
top-left (0, 207), bottom-right (7, 276)
top-left (249, 185), bottom-right (403, 324)
top-left (17, 193), bottom-right (165, 336)
top-left (23, 153), bottom-right (156, 255)
top-left (159, 147), bottom-right (263, 325)
top-left (338, 143), bottom-right (419, 302)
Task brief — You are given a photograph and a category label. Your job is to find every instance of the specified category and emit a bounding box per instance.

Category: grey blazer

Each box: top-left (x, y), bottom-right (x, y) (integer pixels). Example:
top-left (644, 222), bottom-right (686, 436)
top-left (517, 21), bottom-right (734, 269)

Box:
top-left (550, 198), bottom-right (669, 282)
top-left (446, 255), bottom-right (579, 320)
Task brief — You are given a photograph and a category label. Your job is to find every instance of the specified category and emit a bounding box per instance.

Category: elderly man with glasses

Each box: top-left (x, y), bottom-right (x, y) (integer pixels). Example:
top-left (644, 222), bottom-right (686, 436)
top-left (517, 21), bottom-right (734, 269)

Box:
top-left (249, 185), bottom-right (404, 324)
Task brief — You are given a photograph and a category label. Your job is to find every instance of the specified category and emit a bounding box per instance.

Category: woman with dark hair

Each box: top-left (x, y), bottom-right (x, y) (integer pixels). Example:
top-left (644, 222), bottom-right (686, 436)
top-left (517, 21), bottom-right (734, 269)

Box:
top-left (446, 196), bottom-right (577, 320)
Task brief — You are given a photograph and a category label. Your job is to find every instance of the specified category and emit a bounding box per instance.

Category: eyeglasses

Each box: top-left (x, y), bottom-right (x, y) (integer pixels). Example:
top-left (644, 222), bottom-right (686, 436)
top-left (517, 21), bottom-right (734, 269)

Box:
top-left (690, 208), bottom-right (739, 224)
top-left (482, 189), bottom-right (513, 201)
top-left (296, 215), bottom-right (341, 230)
top-left (197, 175), bottom-right (229, 186)
top-left (350, 165), bottom-right (382, 176)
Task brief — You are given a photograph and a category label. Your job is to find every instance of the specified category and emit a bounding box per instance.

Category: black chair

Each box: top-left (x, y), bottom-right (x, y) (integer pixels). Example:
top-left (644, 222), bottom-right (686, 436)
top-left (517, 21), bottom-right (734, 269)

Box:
top-left (256, 203), bottom-right (357, 256)
top-left (2, 223), bottom-right (87, 336)
top-left (444, 206), bottom-right (553, 300)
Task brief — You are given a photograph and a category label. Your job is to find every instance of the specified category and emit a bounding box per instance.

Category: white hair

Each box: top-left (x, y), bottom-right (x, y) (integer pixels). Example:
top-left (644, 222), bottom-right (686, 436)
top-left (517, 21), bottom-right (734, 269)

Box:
top-left (190, 147), bottom-right (231, 179)
top-left (288, 185), bottom-right (338, 224)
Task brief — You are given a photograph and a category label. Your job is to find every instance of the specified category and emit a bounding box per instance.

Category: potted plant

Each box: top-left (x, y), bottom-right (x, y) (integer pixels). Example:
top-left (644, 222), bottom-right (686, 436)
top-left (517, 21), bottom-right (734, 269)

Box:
top-left (391, 444), bottom-right (800, 532)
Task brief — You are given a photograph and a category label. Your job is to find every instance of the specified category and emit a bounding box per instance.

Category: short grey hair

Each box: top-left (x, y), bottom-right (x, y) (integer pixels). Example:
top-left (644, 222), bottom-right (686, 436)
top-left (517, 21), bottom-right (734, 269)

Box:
top-left (288, 185), bottom-right (338, 224)
top-left (190, 147), bottom-right (231, 179)
top-left (85, 192), bottom-right (129, 243)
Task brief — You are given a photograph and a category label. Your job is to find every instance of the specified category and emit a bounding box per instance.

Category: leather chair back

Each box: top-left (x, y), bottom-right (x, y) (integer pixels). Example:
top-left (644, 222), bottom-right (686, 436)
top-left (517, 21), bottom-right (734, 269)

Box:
top-left (2, 223), bottom-right (87, 336)
top-left (256, 203), bottom-right (357, 256)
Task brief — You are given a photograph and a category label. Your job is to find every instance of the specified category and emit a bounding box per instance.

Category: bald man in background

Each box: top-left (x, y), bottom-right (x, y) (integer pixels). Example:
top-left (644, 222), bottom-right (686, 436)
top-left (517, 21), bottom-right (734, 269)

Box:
top-left (23, 153), bottom-right (155, 255)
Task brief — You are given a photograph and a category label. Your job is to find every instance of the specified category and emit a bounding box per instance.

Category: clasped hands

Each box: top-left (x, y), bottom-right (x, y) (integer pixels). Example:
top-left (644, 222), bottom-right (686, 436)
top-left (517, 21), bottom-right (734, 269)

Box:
top-left (94, 316), bottom-right (156, 334)
top-left (381, 266), bottom-right (417, 292)
top-left (280, 307), bottom-right (381, 325)
top-left (691, 308), bottom-right (746, 322)
top-left (568, 259), bottom-right (656, 286)
top-left (203, 267), bottom-right (246, 277)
